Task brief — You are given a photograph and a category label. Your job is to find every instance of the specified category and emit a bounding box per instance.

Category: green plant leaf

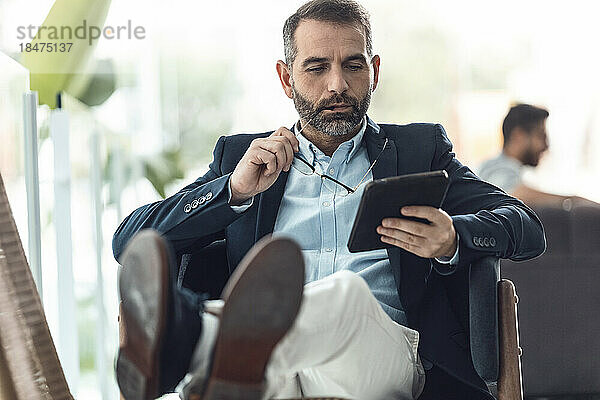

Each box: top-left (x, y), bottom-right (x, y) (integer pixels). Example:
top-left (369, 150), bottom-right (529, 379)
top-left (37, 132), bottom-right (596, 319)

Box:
top-left (19, 0), bottom-right (112, 108)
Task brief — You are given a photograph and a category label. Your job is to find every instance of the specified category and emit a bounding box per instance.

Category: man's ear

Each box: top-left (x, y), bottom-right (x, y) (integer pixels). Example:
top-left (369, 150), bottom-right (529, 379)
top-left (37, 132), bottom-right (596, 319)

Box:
top-left (512, 127), bottom-right (530, 145)
top-left (371, 55), bottom-right (381, 92)
top-left (276, 60), bottom-right (294, 99)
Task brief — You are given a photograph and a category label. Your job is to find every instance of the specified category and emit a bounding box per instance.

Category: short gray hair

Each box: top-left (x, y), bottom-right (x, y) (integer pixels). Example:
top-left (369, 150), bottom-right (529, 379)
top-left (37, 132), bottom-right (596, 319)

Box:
top-left (283, 0), bottom-right (373, 67)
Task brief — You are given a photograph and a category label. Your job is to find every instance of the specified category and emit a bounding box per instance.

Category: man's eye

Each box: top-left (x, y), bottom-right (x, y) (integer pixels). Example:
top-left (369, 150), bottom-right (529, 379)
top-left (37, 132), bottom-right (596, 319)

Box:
top-left (346, 64), bottom-right (363, 71)
top-left (307, 67), bottom-right (325, 73)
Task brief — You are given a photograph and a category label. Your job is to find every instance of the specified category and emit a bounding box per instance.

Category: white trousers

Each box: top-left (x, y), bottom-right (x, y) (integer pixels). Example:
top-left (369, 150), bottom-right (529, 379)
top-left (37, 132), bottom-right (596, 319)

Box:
top-left (179, 270), bottom-right (425, 400)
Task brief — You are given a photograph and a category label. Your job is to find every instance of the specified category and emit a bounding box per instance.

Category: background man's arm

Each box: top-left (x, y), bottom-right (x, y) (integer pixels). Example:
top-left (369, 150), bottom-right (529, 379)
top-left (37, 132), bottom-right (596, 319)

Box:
top-left (511, 184), bottom-right (600, 209)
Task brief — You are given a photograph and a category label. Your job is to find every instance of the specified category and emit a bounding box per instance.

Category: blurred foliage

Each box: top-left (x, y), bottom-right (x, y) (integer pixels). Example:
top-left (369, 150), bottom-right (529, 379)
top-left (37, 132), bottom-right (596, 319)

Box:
top-left (19, 0), bottom-right (112, 109)
top-left (103, 137), bottom-right (188, 202)
top-left (102, 55), bottom-right (239, 200)
top-left (141, 148), bottom-right (185, 198)
top-left (74, 59), bottom-right (117, 107)
top-left (170, 54), bottom-right (238, 168)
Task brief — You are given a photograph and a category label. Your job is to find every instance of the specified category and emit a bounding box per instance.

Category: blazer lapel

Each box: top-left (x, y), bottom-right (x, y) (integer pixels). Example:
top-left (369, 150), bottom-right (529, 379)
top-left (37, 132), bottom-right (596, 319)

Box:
top-left (365, 117), bottom-right (431, 317)
top-left (365, 117), bottom-right (397, 180)
top-left (254, 123), bottom-right (297, 241)
top-left (255, 170), bottom-right (289, 241)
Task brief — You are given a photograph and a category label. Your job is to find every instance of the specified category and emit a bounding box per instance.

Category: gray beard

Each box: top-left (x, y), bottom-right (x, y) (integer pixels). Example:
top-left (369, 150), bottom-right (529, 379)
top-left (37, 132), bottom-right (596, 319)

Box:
top-left (291, 85), bottom-right (371, 136)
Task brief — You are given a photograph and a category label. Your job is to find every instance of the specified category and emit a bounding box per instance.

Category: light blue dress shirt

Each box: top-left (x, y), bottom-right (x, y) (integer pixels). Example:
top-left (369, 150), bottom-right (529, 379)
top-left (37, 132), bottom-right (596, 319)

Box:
top-left (228, 118), bottom-right (458, 325)
top-left (271, 120), bottom-right (411, 324)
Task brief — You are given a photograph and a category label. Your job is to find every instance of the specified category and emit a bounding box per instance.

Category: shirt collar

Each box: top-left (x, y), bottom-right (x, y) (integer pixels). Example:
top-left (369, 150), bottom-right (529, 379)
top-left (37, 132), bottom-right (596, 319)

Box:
top-left (346, 117), bottom-right (367, 163)
top-left (293, 117), bottom-right (367, 165)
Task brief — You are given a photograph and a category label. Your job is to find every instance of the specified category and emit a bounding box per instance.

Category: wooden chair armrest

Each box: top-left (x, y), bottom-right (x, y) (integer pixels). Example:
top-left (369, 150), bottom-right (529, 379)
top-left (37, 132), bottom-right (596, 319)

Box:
top-left (497, 279), bottom-right (524, 400)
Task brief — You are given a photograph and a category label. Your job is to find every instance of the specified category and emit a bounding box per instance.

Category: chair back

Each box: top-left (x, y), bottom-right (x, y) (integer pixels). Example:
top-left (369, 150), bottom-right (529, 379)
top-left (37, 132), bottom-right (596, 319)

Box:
top-left (502, 204), bottom-right (600, 395)
top-left (469, 256), bottom-right (501, 383)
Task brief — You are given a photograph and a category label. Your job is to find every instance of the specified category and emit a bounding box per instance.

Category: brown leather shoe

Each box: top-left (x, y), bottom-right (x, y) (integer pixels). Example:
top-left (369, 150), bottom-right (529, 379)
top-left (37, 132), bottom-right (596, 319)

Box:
top-left (116, 230), bottom-right (169, 400)
top-left (197, 235), bottom-right (305, 400)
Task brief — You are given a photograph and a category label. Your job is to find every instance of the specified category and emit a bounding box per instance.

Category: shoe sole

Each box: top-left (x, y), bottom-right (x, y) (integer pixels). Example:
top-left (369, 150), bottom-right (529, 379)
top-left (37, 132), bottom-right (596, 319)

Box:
top-left (203, 236), bottom-right (305, 400)
top-left (116, 230), bottom-right (169, 400)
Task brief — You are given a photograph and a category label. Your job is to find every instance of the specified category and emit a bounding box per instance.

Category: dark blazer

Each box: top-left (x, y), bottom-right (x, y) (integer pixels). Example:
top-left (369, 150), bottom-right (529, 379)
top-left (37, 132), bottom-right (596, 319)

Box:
top-left (113, 117), bottom-right (545, 397)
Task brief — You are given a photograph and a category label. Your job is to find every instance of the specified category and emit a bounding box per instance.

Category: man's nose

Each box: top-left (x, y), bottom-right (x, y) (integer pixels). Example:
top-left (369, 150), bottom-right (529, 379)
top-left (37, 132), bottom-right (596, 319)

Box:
top-left (327, 67), bottom-right (349, 94)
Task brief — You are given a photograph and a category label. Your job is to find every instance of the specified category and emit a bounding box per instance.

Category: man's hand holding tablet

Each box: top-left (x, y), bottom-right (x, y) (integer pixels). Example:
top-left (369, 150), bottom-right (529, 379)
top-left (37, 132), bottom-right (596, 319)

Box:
top-left (347, 170), bottom-right (452, 256)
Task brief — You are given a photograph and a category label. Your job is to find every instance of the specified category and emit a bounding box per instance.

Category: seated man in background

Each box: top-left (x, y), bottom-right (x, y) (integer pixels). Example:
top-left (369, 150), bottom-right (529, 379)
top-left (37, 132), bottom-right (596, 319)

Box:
top-left (113, 1), bottom-right (546, 399)
top-left (479, 103), bottom-right (599, 209)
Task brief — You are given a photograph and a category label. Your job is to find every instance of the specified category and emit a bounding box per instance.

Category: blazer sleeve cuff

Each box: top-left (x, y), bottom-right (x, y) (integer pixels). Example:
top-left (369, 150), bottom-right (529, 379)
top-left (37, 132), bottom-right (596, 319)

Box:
top-left (451, 214), bottom-right (504, 266)
top-left (432, 233), bottom-right (460, 275)
top-left (227, 176), bottom-right (254, 213)
top-left (161, 173), bottom-right (245, 237)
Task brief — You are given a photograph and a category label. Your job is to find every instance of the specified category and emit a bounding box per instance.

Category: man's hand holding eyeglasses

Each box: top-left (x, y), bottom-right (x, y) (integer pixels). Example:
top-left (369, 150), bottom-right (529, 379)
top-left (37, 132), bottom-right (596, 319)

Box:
top-left (376, 206), bottom-right (457, 259)
top-left (230, 127), bottom-right (300, 205)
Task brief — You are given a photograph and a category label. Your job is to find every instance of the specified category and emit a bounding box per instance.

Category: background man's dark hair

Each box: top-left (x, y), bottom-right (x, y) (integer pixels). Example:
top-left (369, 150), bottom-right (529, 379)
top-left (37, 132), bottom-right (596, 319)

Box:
top-left (502, 103), bottom-right (549, 147)
top-left (283, 0), bottom-right (373, 67)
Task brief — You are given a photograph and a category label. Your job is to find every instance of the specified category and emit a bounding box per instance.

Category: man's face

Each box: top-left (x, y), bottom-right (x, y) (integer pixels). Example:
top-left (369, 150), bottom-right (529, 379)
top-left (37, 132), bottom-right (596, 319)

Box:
top-left (287, 19), bottom-right (378, 136)
top-left (522, 120), bottom-right (549, 167)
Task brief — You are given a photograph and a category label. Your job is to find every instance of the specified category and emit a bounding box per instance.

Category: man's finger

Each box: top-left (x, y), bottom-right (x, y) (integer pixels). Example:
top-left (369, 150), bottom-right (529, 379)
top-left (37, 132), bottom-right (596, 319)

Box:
top-left (250, 148), bottom-right (279, 175)
top-left (380, 235), bottom-right (425, 257)
top-left (270, 136), bottom-right (294, 171)
top-left (272, 126), bottom-right (300, 152)
top-left (377, 226), bottom-right (426, 247)
top-left (257, 140), bottom-right (287, 173)
top-left (380, 217), bottom-right (433, 238)
top-left (400, 206), bottom-right (443, 223)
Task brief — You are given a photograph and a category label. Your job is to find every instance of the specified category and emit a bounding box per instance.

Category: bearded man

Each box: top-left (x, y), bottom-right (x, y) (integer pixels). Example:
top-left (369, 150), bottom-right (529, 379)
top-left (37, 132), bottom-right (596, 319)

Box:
top-left (112, 1), bottom-right (545, 399)
top-left (479, 103), bottom-right (599, 209)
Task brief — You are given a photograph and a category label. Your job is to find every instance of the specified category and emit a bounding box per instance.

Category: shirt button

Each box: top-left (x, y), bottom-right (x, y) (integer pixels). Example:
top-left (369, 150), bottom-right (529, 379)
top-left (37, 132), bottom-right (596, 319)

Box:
top-left (329, 168), bottom-right (335, 174)
top-left (324, 248), bottom-right (333, 252)
top-left (322, 201), bottom-right (330, 207)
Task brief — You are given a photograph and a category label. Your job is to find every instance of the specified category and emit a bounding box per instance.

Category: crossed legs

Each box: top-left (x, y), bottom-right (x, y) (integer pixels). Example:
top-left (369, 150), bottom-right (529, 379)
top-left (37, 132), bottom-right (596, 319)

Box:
top-left (179, 271), bottom-right (425, 400)
top-left (117, 231), bottom-right (424, 400)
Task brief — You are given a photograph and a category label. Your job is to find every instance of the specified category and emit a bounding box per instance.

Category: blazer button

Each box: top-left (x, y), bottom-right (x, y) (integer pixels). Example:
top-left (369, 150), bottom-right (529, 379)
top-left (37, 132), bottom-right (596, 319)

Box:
top-left (184, 204), bottom-right (192, 213)
top-left (198, 196), bottom-right (206, 205)
top-left (205, 192), bottom-right (213, 201)
top-left (490, 237), bottom-right (496, 246)
top-left (473, 236), bottom-right (480, 246)
top-left (191, 199), bottom-right (199, 209)
top-left (483, 237), bottom-right (490, 247)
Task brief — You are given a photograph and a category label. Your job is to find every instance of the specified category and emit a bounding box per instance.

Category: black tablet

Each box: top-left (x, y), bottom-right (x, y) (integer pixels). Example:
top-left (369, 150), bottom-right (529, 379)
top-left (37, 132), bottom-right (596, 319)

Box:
top-left (347, 170), bottom-right (450, 253)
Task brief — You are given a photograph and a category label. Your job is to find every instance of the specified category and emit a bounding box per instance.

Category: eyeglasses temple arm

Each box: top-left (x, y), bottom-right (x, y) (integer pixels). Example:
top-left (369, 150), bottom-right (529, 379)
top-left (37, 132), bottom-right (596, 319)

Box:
top-left (350, 138), bottom-right (389, 192)
top-left (322, 175), bottom-right (355, 193)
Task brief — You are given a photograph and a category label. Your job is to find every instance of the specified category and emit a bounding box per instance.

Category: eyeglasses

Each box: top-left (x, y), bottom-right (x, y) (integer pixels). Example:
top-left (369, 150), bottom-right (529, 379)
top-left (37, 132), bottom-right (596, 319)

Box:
top-left (291, 132), bottom-right (388, 197)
